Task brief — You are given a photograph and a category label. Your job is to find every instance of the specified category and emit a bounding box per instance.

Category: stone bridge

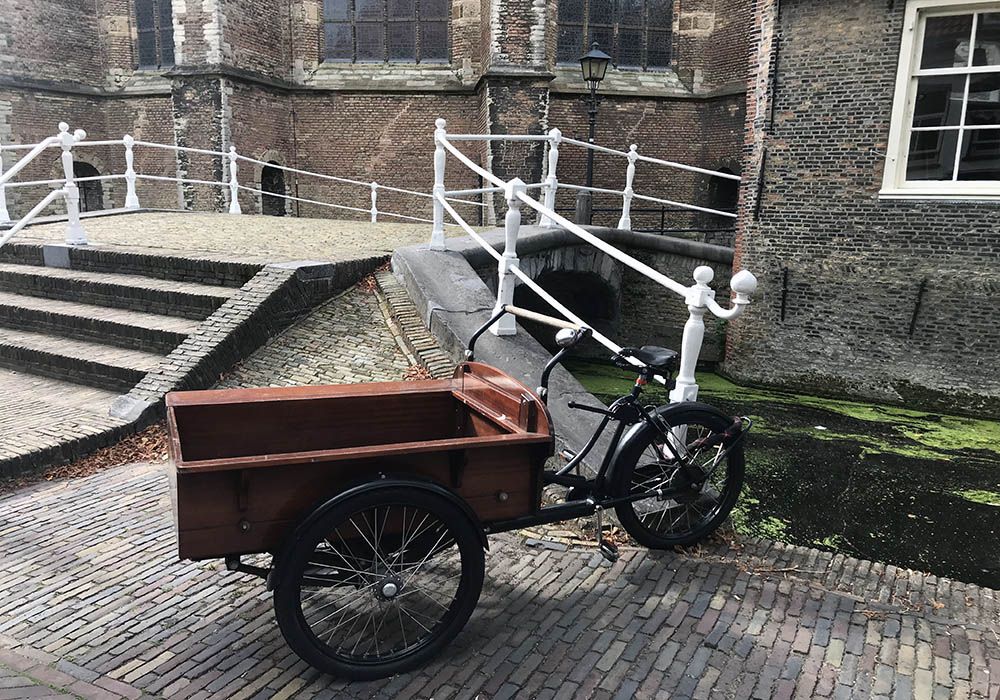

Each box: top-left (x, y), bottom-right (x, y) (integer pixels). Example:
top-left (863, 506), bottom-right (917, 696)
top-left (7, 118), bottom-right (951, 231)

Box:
top-left (464, 226), bottom-right (735, 361)
top-left (393, 225), bottom-right (737, 471)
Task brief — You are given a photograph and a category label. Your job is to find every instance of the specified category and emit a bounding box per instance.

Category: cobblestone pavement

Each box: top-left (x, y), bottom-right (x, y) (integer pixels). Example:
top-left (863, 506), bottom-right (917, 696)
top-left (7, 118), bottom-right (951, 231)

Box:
top-left (0, 368), bottom-right (126, 473)
top-left (215, 285), bottom-right (414, 388)
top-left (0, 460), bottom-right (998, 700)
top-left (22, 213), bottom-right (451, 264)
top-left (3, 248), bottom-right (999, 698)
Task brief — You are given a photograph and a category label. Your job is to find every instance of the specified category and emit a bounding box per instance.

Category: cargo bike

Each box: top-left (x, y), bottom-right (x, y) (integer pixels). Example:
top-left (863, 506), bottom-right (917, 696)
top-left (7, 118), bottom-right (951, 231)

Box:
top-left (167, 305), bottom-right (750, 680)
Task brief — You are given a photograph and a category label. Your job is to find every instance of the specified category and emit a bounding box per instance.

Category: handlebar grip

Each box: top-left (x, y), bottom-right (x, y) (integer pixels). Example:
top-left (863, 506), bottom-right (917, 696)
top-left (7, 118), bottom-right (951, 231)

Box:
top-left (502, 304), bottom-right (580, 330)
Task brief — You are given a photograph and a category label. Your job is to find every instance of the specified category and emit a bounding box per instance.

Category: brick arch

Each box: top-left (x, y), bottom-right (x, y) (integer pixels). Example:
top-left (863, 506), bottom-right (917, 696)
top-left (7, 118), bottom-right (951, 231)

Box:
top-left (45, 151), bottom-right (119, 212)
top-left (252, 149), bottom-right (290, 215)
top-left (480, 246), bottom-right (624, 354)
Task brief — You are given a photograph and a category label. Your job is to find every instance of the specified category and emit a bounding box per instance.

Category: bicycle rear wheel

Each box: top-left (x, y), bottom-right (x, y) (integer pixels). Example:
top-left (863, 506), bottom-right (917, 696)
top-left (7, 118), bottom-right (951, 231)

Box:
top-left (611, 404), bottom-right (744, 549)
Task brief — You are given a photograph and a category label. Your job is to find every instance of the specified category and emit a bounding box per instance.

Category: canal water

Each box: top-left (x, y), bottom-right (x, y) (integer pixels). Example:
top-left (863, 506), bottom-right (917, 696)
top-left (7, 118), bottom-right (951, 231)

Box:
top-left (565, 358), bottom-right (1000, 589)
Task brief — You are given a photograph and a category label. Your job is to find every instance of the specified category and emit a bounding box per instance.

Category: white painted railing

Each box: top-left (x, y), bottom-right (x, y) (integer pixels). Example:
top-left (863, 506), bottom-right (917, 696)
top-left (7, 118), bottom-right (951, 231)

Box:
top-left (430, 117), bottom-right (756, 404)
top-left (0, 122), bottom-right (483, 248)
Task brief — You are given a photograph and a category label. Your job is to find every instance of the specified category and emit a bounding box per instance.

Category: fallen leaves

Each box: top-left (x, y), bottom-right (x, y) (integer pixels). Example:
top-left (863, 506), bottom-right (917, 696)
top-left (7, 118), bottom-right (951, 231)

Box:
top-left (0, 423), bottom-right (169, 495)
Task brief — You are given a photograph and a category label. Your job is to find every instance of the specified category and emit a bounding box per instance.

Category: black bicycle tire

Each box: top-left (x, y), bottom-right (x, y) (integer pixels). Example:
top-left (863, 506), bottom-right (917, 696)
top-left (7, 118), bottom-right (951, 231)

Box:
top-left (611, 404), bottom-right (745, 549)
top-left (272, 486), bottom-right (485, 680)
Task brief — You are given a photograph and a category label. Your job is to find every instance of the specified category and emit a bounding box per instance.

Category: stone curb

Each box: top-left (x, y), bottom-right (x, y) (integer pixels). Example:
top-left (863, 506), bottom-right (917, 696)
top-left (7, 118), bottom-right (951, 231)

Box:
top-left (374, 270), bottom-right (455, 379)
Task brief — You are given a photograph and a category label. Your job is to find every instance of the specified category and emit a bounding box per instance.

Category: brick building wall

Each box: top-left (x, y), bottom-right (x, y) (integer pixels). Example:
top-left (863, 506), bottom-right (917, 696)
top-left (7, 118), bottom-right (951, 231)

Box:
top-left (1, 0), bottom-right (749, 229)
top-left (725, 0), bottom-right (1000, 413)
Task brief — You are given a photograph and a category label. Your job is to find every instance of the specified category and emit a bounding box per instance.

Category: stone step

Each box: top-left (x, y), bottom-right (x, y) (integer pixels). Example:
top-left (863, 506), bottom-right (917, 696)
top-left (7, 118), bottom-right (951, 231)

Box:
top-left (0, 262), bottom-right (236, 320)
top-left (0, 291), bottom-right (199, 354)
top-left (0, 327), bottom-right (163, 392)
top-left (0, 240), bottom-right (260, 288)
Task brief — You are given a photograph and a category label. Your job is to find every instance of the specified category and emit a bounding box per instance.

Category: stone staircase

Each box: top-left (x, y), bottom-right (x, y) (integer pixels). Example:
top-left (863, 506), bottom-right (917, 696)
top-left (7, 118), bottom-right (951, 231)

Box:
top-left (0, 238), bottom-right (384, 476)
top-left (0, 248), bottom-right (250, 394)
top-left (0, 242), bottom-right (269, 475)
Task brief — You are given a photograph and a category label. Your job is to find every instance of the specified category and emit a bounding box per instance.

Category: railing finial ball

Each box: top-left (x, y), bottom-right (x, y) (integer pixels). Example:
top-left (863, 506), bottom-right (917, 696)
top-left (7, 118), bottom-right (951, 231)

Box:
top-left (435, 118), bottom-right (447, 130)
top-left (693, 265), bottom-right (714, 285)
top-left (58, 122), bottom-right (69, 133)
top-left (73, 129), bottom-right (86, 141)
top-left (730, 269), bottom-right (758, 295)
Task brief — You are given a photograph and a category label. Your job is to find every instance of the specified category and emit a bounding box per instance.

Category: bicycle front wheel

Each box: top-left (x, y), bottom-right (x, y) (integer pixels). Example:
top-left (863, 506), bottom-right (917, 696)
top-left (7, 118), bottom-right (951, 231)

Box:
top-left (611, 404), bottom-right (745, 549)
top-left (272, 486), bottom-right (485, 680)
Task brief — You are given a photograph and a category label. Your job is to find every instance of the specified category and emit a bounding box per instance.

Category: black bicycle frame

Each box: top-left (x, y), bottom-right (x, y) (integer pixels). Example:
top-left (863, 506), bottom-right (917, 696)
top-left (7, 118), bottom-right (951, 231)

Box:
top-left (465, 305), bottom-right (749, 536)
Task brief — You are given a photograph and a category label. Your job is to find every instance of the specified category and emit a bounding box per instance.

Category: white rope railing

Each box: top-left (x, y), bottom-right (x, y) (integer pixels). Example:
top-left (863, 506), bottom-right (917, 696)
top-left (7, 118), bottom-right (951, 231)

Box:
top-left (0, 121), bottom-right (480, 245)
top-left (429, 117), bottom-right (758, 404)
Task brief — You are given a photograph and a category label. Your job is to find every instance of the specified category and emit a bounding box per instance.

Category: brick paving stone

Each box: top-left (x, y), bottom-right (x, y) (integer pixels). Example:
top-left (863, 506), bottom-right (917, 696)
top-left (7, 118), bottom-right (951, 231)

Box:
top-left (23, 213), bottom-right (453, 266)
top-left (215, 286), bottom-right (411, 389)
top-left (2, 253), bottom-right (1000, 699)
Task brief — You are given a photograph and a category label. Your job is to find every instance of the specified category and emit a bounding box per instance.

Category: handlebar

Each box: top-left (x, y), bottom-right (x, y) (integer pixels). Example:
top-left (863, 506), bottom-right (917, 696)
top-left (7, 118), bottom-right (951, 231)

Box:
top-left (502, 304), bottom-right (580, 330)
top-left (466, 304), bottom-right (588, 361)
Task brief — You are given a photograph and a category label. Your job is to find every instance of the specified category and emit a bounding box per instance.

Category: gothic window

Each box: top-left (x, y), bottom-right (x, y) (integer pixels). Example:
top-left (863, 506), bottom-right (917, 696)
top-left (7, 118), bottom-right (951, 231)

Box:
top-left (556, 0), bottom-right (672, 71)
top-left (135, 0), bottom-right (174, 68)
top-left (883, 1), bottom-right (1000, 197)
top-left (323, 0), bottom-right (449, 63)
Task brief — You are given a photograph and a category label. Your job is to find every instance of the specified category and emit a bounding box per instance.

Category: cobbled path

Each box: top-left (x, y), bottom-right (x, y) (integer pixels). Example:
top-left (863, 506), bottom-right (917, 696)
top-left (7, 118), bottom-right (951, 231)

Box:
top-left (216, 286), bottom-right (413, 389)
top-left (22, 213), bottom-right (450, 264)
top-left (2, 270), bottom-right (999, 699)
top-left (0, 462), bottom-right (998, 700)
top-left (0, 368), bottom-right (126, 473)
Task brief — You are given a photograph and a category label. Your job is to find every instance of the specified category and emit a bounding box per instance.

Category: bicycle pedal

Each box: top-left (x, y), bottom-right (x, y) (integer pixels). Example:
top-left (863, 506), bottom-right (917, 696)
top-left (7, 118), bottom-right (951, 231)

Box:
top-left (599, 538), bottom-right (620, 563)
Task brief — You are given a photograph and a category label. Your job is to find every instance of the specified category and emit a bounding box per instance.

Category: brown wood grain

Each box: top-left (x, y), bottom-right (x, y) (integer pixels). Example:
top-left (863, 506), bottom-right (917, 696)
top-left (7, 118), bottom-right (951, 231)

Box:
top-left (168, 363), bottom-right (553, 560)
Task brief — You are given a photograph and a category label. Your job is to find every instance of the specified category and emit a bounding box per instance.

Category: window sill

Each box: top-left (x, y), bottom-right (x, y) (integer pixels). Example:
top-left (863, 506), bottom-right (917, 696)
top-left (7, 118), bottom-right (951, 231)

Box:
top-left (549, 66), bottom-right (692, 98)
top-left (303, 62), bottom-right (467, 92)
top-left (878, 188), bottom-right (1000, 202)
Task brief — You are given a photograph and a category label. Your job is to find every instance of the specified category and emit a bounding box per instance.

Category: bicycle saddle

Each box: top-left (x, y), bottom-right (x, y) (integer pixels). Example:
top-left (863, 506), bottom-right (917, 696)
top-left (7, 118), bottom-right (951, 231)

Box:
top-left (620, 345), bottom-right (679, 370)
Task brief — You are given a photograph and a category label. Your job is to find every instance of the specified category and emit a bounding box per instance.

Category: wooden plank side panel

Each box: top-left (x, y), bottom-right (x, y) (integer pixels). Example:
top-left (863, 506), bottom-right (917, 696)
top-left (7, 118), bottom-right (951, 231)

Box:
top-left (453, 362), bottom-right (551, 435)
top-left (175, 443), bottom-right (549, 560)
top-left (172, 390), bottom-right (456, 462)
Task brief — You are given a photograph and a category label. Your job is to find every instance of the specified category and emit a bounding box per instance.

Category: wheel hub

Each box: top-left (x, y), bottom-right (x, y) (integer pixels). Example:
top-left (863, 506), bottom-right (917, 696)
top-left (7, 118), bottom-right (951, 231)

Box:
top-left (638, 462), bottom-right (703, 503)
top-left (377, 575), bottom-right (403, 600)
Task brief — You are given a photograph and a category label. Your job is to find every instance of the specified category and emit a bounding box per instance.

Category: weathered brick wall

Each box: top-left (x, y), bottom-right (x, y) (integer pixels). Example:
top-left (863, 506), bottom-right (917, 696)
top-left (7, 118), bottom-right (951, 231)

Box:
top-left (289, 92), bottom-right (483, 221)
top-left (725, 0), bottom-right (1000, 413)
top-left (547, 92), bottom-right (744, 236)
top-left (222, 0), bottom-right (292, 80)
top-left (226, 82), bottom-right (294, 213)
top-left (673, 0), bottom-right (751, 93)
top-left (0, 0), bottom-right (104, 85)
top-left (171, 77), bottom-right (227, 211)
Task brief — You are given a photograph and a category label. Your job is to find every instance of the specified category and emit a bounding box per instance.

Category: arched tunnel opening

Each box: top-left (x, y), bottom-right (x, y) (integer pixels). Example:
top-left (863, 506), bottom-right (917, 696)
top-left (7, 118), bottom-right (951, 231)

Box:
top-left (512, 270), bottom-right (620, 357)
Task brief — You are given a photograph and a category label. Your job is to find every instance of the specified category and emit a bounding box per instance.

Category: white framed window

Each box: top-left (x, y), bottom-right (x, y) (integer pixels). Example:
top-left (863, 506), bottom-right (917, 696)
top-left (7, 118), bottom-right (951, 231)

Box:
top-left (882, 0), bottom-right (1000, 199)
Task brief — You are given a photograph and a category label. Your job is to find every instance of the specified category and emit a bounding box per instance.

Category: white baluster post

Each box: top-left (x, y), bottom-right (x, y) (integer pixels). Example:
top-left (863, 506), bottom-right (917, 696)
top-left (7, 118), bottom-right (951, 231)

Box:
top-left (617, 144), bottom-right (637, 230)
top-left (539, 128), bottom-right (560, 228)
top-left (370, 182), bottom-right (378, 223)
top-left (430, 118), bottom-right (447, 251)
top-left (669, 266), bottom-right (717, 404)
top-left (0, 147), bottom-right (9, 224)
top-left (228, 146), bottom-right (241, 214)
top-left (491, 178), bottom-right (526, 336)
top-left (59, 122), bottom-right (88, 246)
top-left (123, 134), bottom-right (140, 209)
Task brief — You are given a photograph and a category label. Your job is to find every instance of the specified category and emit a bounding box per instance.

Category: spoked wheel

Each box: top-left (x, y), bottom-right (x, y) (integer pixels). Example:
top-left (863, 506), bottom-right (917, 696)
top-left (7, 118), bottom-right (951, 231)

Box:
top-left (612, 404), bottom-right (745, 549)
top-left (273, 486), bottom-right (484, 680)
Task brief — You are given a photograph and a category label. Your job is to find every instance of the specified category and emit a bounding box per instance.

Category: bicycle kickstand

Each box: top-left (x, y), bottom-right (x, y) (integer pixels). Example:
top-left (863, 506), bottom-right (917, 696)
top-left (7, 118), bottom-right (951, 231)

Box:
top-left (595, 506), bottom-right (620, 564)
